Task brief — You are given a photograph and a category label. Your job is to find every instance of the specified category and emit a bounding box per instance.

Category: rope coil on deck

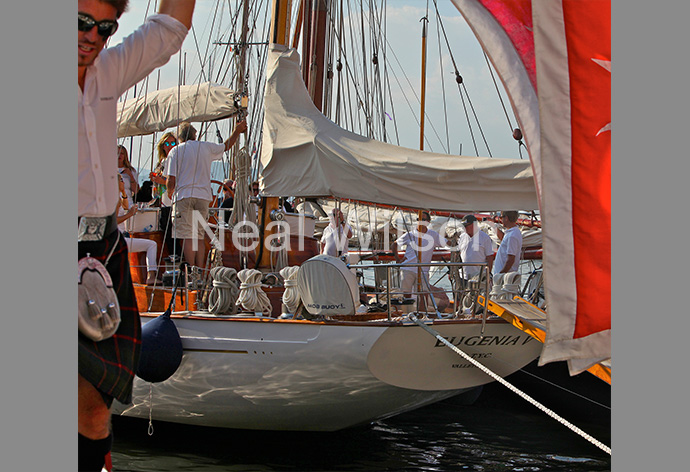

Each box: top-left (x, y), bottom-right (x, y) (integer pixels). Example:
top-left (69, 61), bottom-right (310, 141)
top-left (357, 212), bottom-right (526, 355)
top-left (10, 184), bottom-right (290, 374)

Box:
top-left (236, 268), bottom-right (272, 315)
top-left (279, 266), bottom-right (301, 314)
top-left (207, 266), bottom-right (240, 315)
top-left (408, 314), bottom-right (611, 455)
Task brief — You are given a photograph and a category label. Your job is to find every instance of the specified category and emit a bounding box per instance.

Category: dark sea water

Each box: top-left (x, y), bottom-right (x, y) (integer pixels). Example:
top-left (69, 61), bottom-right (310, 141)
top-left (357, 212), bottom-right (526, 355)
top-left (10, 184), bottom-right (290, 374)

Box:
top-left (110, 386), bottom-right (611, 472)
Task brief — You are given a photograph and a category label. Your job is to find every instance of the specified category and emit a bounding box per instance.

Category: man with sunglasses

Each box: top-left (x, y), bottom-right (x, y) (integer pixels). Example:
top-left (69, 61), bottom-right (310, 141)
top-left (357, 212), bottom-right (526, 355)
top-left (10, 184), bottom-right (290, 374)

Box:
top-left (78, 1), bottom-right (195, 471)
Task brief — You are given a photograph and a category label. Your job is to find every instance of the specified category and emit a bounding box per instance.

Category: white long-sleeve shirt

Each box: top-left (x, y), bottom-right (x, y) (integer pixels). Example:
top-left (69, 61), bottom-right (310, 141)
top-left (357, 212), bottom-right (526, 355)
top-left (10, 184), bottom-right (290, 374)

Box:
top-left (78, 14), bottom-right (188, 217)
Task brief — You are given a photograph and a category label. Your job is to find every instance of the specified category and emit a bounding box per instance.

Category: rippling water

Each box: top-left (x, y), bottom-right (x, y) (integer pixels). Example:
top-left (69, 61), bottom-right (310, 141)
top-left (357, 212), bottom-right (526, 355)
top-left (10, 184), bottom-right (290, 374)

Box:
top-left (110, 392), bottom-right (611, 471)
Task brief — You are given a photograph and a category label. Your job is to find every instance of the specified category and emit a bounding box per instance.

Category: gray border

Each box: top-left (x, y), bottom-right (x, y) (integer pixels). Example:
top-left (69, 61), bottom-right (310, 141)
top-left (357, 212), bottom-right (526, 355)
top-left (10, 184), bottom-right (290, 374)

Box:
top-left (1, 0), bottom-right (73, 469)
top-left (613, 0), bottom-right (686, 469)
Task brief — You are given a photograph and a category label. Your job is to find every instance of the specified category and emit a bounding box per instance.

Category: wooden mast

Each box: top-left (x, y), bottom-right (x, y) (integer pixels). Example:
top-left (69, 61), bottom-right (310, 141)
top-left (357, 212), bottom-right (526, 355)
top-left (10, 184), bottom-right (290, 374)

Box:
top-left (419, 16), bottom-right (428, 151)
top-left (257, 0), bottom-right (293, 270)
top-left (306, 0), bottom-right (329, 111)
top-left (417, 15), bottom-right (430, 309)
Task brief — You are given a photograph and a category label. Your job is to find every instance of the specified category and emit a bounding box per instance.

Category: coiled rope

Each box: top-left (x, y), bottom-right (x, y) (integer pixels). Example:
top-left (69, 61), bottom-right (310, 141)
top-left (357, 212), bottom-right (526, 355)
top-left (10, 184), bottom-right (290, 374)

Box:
top-left (236, 268), bottom-right (272, 315)
top-left (207, 266), bottom-right (240, 315)
top-left (279, 266), bottom-right (301, 314)
top-left (230, 147), bottom-right (254, 227)
top-left (408, 314), bottom-right (611, 455)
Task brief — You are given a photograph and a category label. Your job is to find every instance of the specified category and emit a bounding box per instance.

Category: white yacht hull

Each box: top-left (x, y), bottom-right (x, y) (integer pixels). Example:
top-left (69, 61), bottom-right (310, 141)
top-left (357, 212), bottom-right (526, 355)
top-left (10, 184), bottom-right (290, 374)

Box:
top-left (113, 313), bottom-right (541, 431)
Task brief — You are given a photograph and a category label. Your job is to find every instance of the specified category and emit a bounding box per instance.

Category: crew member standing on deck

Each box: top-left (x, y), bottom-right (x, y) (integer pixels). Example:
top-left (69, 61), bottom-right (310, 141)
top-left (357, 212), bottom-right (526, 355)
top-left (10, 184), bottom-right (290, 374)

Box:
top-left (457, 214), bottom-right (495, 287)
top-left (390, 211), bottom-right (450, 312)
top-left (492, 210), bottom-right (523, 276)
top-left (320, 207), bottom-right (353, 260)
top-left (78, 1), bottom-right (196, 470)
top-left (165, 119), bottom-right (247, 270)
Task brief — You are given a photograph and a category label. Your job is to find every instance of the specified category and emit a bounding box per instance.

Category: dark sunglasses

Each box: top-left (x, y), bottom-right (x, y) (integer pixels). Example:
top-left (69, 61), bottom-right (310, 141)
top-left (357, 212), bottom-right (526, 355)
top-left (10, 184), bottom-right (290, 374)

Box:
top-left (78, 13), bottom-right (119, 39)
top-left (164, 141), bottom-right (177, 147)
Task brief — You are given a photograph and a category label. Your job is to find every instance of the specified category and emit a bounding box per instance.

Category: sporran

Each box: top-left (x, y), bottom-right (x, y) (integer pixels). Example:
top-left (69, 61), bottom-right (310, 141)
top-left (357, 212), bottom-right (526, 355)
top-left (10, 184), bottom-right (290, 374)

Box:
top-left (78, 234), bottom-right (121, 341)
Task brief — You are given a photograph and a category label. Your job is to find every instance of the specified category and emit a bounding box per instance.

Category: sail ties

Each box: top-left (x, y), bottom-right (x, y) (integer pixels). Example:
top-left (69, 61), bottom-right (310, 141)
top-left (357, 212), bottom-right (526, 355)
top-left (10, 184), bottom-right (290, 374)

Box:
top-left (408, 313), bottom-right (611, 455)
top-left (236, 268), bottom-right (272, 315)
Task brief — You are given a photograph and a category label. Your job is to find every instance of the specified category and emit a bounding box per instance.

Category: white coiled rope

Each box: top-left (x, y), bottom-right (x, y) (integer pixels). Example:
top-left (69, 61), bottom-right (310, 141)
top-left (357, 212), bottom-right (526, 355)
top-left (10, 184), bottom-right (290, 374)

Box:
top-left (408, 314), bottom-right (611, 455)
top-left (279, 266), bottom-right (301, 314)
top-left (229, 147), bottom-right (252, 227)
top-left (236, 268), bottom-right (272, 315)
top-left (207, 266), bottom-right (240, 315)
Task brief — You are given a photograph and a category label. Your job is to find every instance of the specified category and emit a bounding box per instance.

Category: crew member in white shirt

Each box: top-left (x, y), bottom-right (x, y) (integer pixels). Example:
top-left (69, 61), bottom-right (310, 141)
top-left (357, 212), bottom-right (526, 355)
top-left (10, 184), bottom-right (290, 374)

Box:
top-left (493, 210), bottom-right (523, 276)
top-left (391, 211), bottom-right (450, 312)
top-left (166, 120), bottom-right (246, 268)
top-left (456, 214), bottom-right (495, 287)
top-left (320, 207), bottom-right (353, 261)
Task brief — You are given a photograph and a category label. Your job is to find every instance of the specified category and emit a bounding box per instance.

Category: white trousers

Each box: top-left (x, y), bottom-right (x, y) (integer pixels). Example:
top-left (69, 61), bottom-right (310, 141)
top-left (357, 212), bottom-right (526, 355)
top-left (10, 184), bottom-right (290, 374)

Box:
top-left (124, 237), bottom-right (158, 272)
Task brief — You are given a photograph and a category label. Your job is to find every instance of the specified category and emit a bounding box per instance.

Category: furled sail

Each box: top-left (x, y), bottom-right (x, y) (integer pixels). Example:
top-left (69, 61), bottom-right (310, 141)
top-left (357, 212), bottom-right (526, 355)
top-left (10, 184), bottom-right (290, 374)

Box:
top-left (260, 45), bottom-right (538, 213)
top-left (116, 82), bottom-right (239, 137)
top-left (451, 0), bottom-right (611, 374)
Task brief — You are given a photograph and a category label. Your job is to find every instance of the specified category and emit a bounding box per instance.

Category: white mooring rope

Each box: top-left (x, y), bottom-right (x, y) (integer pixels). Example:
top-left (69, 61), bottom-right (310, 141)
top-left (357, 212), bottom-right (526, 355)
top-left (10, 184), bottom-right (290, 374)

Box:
top-left (408, 314), bottom-right (611, 455)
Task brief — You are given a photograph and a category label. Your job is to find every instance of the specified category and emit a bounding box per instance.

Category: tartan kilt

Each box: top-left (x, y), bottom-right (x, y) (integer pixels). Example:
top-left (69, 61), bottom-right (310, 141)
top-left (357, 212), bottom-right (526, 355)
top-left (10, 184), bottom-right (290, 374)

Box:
top-left (78, 230), bottom-right (141, 405)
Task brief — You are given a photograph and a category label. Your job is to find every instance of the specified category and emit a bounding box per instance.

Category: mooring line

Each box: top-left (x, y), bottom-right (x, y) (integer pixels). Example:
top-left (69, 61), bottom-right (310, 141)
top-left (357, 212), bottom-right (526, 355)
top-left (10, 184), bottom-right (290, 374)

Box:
top-left (408, 314), bottom-right (612, 455)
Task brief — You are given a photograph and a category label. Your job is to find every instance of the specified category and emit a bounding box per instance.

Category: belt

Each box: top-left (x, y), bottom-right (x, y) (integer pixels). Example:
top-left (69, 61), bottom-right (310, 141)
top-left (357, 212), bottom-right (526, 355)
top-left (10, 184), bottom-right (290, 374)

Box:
top-left (78, 213), bottom-right (118, 242)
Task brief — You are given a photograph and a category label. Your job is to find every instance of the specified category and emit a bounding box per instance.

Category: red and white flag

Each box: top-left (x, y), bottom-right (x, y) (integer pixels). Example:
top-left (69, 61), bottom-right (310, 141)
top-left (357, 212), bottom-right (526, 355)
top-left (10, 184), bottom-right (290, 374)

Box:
top-left (451, 0), bottom-right (611, 375)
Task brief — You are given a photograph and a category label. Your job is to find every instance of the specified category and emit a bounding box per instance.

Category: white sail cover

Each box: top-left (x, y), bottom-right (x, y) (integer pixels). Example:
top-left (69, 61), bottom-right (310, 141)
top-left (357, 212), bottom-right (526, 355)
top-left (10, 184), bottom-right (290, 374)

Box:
top-left (117, 82), bottom-right (239, 137)
top-left (260, 45), bottom-right (538, 213)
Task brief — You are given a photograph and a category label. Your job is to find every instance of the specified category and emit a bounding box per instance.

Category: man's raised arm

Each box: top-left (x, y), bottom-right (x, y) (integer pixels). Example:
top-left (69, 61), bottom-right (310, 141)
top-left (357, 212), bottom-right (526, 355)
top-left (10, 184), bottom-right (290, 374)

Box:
top-left (159, 0), bottom-right (196, 29)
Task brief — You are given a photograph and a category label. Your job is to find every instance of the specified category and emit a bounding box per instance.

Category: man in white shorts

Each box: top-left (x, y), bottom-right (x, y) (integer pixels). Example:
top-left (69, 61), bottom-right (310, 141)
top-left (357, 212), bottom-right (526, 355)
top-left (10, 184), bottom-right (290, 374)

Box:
top-left (457, 214), bottom-right (495, 287)
top-left (391, 211), bottom-right (449, 312)
top-left (166, 120), bottom-right (246, 268)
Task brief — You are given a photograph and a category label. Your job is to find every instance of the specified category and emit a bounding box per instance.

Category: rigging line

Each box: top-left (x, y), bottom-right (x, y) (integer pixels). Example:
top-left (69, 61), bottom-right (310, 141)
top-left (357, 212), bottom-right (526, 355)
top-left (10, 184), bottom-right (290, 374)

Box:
top-left (482, 49), bottom-right (515, 133)
top-left (330, 1), bottom-right (407, 142)
top-left (326, 3), bottom-right (373, 136)
top-left (350, 0), bottom-right (369, 135)
top-left (340, 0), bottom-right (358, 132)
top-left (511, 365), bottom-right (612, 411)
top-left (433, 5), bottom-right (450, 154)
top-left (460, 80), bottom-right (492, 157)
top-left (429, 0), bottom-right (488, 156)
top-left (374, 23), bottom-right (445, 152)
top-left (332, 0), bottom-right (344, 126)
top-left (368, 0), bottom-right (383, 141)
top-left (409, 314), bottom-right (612, 455)
top-left (370, 0), bottom-right (388, 142)
top-left (379, 0), bottom-right (397, 144)
top-left (456, 79), bottom-right (478, 155)
top-left (358, 1), bottom-right (373, 138)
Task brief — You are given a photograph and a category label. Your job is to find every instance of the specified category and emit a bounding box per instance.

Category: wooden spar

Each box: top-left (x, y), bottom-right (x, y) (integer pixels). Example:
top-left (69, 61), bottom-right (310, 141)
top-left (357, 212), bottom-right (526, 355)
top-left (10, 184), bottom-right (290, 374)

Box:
top-left (270, 0), bottom-right (292, 46)
top-left (259, 0), bottom-right (294, 270)
top-left (291, 0), bottom-right (304, 49)
top-left (417, 16), bottom-right (429, 303)
top-left (229, 0), bottom-right (251, 179)
top-left (419, 16), bottom-right (428, 151)
top-left (306, 0), bottom-right (329, 111)
top-left (300, 0), bottom-right (312, 85)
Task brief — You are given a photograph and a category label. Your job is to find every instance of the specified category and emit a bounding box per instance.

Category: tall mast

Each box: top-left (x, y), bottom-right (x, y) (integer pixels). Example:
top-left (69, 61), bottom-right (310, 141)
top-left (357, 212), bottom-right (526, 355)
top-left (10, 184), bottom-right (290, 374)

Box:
top-left (419, 15), bottom-right (428, 151)
top-left (231, 0), bottom-right (251, 179)
top-left (256, 0), bottom-right (294, 271)
top-left (417, 14), bottom-right (430, 305)
top-left (270, 0), bottom-right (292, 46)
top-left (306, 0), bottom-right (329, 111)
